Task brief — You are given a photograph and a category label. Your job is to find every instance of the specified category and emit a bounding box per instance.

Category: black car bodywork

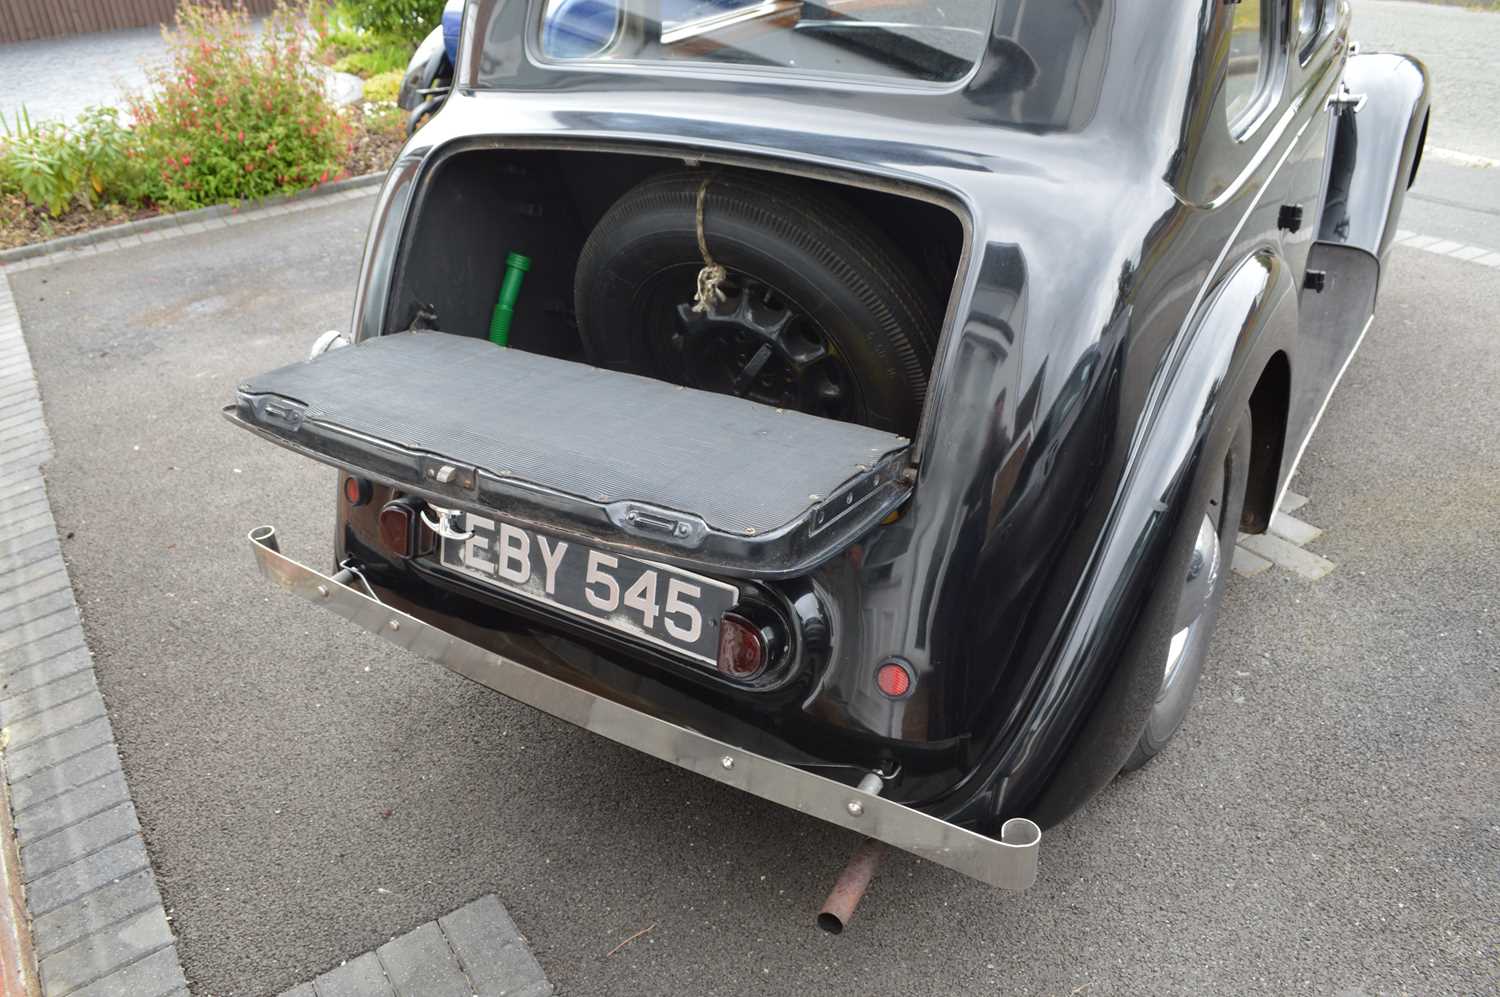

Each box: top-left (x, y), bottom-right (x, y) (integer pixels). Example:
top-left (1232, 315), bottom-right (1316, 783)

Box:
top-left (231, 0), bottom-right (1429, 892)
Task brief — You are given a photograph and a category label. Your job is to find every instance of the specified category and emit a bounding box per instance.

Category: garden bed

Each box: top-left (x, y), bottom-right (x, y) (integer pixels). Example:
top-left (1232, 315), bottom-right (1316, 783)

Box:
top-left (0, 113), bottom-right (402, 252)
top-left (1, 0), bottom-right (410, 253)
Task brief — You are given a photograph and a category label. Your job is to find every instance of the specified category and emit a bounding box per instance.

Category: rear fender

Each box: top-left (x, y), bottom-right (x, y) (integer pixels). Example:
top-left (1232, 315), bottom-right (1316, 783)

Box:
top-left (1317, 53), bottom-right (1431, 287)
top-left (1027, 249), bottom-right (1298, 826)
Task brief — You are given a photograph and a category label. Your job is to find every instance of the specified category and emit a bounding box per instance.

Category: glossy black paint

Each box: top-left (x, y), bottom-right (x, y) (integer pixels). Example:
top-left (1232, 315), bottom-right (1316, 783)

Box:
top-left (332, 0), bottom-right (1430, 832)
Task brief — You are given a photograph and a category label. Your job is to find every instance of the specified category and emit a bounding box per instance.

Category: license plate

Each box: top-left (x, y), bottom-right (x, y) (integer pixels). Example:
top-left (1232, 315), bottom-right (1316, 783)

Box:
top-left (438, 511), bottom-right (738, 665)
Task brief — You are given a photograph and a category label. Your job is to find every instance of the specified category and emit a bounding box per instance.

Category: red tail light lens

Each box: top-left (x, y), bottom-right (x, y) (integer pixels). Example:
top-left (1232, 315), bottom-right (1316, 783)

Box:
top-left (717, 614), bottom-right (766, 680)
top-left (876, 659), bottom-right (913, 698)
top-left (377, 500), bottom-right (414, 557)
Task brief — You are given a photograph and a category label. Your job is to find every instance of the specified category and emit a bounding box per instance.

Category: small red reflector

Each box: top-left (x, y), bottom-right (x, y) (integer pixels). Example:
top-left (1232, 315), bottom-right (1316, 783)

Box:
top-left (717, 615), bottom-right (766, 680)
top-left (344, 476), bottom-right (371, 506)
top-left (377, 501), bottom-right (414, 558)
top-left (876, 660), bottom-right (912, 698)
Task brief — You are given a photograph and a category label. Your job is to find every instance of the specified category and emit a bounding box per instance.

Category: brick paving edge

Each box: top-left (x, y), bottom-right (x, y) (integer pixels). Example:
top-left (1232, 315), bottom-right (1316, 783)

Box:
top-left (0, 769), bottom-right (39, 997)
top-left (0, 275), bottom-right (188, 995)
top-left (0, 172), bottom-right (385, 268)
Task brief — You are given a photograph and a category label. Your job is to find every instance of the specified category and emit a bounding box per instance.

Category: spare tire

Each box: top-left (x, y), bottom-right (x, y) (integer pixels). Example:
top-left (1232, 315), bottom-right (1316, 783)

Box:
top-left (574, 170), bottom-right (941, 436)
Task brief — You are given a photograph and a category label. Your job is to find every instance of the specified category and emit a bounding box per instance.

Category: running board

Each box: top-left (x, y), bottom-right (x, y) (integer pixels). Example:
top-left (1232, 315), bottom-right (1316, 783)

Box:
top-left (248, 525), bottom-right (1041, 891)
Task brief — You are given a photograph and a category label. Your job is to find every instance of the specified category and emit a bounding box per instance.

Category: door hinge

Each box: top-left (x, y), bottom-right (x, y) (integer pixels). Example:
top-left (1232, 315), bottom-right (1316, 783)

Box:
top-left (1327, 85), bottom-right (1367, 116)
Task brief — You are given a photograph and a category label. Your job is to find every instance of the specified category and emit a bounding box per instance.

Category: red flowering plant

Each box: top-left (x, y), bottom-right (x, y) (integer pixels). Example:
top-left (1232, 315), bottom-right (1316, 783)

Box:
top-left (129, 1), bottom-right (354, 210)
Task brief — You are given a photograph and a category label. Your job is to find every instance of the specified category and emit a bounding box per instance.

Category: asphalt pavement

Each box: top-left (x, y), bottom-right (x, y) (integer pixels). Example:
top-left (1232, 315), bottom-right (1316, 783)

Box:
top-left (7, 2), bottom-right (1500, 993)
top-left (10, 176), bottom-right (1500, 996)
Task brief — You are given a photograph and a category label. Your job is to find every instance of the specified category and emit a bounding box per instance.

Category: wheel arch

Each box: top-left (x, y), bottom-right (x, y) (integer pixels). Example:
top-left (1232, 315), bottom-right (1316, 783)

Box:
top-left (1023, 248), bottom-right (1300, 827)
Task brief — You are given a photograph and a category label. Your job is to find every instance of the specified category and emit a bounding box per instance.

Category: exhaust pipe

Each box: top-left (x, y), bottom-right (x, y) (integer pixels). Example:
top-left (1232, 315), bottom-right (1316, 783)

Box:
top-left (817, 837), bottom-right (885, 934)
top-left (817, 771), bottom-right (888, 934)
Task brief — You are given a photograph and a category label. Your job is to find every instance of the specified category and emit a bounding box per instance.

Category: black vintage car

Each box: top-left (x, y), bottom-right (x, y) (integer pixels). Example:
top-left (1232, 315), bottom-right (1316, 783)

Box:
top-left (230, 0), bottom-right (1429, 927)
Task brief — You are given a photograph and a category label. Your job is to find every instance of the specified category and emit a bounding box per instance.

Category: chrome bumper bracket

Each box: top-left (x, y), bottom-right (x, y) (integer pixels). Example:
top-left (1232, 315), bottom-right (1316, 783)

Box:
top-left (248, 526), bottom-right (1040, 891)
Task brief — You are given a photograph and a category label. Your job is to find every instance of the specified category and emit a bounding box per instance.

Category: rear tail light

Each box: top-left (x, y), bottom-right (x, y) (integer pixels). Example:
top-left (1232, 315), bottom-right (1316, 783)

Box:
top-left (378, 500), bottom-right (414, 557)
top-left (717, 614), bottom-right (766, 680)
top-left (377, 498), bottom-right (435, 558)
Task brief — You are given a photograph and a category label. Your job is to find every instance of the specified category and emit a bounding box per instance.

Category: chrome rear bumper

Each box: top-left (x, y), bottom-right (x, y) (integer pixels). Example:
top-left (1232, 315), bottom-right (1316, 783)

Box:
top-left (248, 526), bottom-right (1041, 891)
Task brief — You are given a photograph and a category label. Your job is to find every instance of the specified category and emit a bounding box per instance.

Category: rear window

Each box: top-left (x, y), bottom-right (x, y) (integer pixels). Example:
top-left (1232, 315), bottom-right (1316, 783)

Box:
top-left (535, 0), bottom-right (997, 84)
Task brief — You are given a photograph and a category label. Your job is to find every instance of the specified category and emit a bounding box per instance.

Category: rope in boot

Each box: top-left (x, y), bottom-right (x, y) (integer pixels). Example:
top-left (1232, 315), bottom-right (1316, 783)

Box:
top-left (691, 177), bottom-right (727, 314)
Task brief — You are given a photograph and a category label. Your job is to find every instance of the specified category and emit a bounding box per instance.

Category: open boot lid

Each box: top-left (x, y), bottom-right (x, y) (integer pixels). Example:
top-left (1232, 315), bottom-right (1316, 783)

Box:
top-left (224, 332), bottom-right (912, 577)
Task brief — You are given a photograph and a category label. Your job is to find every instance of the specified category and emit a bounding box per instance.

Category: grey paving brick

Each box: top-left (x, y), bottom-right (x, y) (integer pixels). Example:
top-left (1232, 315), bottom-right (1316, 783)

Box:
top-left (1267, 511), bottom-right (1323, 546)
top-left (3, 689), bottom-right (106, 749)
top-left (69, 945), bottom-right (185, 997)
top-left (30, 868), bottom-right (161, 959)
top-left (1, 645), bottom-right (93, 700)
top-left (377, 922), bottom-right (469, 997)
top-left (0, 602), bottom-right (78, 654)
top-left (0, 665), bottom-right (96, 725)
top-left (0, 620), bottom-right (86, 673)
top-left (0, 471), bottom-right (44, 502)
top-left (0, 428), bottom-right (49, 454)
top-left (0, 511), bottom-right (56, 547)
top-left (315, 952), bottom-right (395, 997)
top-left (11, 745), bottom-right (123, 819)
top-left (440, 895), bottom-right (549, 996)
top-left (25, 834), bottom-right (149, 916)
top-left (1238, 532), bottom-right (1336, 581)
top-left (0, 548), bottom-right (63, 592)
top-left (0, 534), bottom-right (51, 572)
top-left (1231, 545), bottom-right (1273, 578)
top-left (22, 800), bottom-right (139, 882)
top-left (278, 985), bottom-right (317, 997)
top-left (5, 715), bottom-right (112, 781)
top-left (509, 983), bottom-right (553, 997)
top-left (39, 906), bottom-right (173, 995)
top-left (0, 540), bottom-right (58, 578)
top-left (0, 572), bottom-right (71, 618)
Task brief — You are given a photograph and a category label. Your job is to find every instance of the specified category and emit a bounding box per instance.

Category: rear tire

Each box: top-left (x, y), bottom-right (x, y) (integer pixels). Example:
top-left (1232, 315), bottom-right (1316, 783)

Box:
top-left (1122, 404), bottom-right (1252, 771)
top-left (573, 169), bottom-right (940, 436)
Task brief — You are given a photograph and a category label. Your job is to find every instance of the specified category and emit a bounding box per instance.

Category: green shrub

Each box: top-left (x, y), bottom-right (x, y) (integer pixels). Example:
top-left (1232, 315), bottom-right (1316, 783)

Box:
top-left (0, 106), bottom-right (152, 216)
top-left (362, 69), bottom-right (404, 104)
top-left (128, 0), bottom-right (354, 210)
top-left (337, 0), bottom-right (444, 46)
top-left (331, 39), bottom-right (410, 77)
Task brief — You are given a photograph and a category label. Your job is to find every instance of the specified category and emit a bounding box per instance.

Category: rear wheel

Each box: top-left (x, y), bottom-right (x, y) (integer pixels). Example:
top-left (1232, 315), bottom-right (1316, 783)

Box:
top-left (1122, 405), bottom-right (1252, 771)
top-left (573, 170), bottom-right (940, 436)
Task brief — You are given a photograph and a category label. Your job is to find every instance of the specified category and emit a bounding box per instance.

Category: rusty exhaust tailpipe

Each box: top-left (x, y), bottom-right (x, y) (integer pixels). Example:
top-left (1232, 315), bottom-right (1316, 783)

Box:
top-left (817, 771), bottom-right (888, 934)
top-left (817, 837), bottom-right (885, 934)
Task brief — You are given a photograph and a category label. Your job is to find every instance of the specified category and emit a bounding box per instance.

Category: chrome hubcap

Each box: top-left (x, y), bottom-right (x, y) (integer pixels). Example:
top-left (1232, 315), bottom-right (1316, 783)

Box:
top-left (1163, 513), bottom-right (1221, 688)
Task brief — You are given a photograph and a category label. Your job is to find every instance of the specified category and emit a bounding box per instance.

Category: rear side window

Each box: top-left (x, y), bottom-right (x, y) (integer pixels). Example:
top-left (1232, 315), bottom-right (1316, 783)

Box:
top-left (1295, 0), bottom-right (1326, 61)
top-left (1225, 0), bottom-right (1265, 126)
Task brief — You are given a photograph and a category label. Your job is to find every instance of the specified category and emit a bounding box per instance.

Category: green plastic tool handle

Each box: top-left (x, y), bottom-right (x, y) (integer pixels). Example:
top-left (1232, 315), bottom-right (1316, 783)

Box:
top-left (489, 251), bottom-right (532, 346)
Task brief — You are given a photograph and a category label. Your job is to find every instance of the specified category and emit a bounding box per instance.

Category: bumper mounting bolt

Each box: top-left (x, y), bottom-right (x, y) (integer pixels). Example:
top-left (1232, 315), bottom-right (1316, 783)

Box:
top-left (316, 584), bottom-right (329, 598)
top-left (389, 619), bottom-right (400, 631)
top-left (846, 800), bottom-right (864, 817)
top-left (721, 756), bottom-right (734, 769)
